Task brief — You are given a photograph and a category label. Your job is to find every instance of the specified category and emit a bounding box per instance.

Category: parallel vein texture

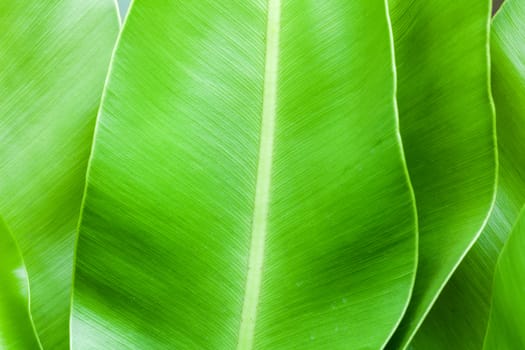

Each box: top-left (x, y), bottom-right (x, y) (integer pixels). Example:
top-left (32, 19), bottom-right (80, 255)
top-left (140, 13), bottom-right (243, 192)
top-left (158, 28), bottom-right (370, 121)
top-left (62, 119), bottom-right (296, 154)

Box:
top-left (484, 206), bottom-right (525, 349)
top-left (414, 0), bottom-right (525, 347)
top-left (0, 2), bottom-right (119, 348)
top-left (0, 217), bottom-right (41, 350)
top-left (238, 0), bottom-right (280, 348)
top-left (72, 1), bottom-right (417, 349)
top-left (386, 0), bottom-right (497, 348)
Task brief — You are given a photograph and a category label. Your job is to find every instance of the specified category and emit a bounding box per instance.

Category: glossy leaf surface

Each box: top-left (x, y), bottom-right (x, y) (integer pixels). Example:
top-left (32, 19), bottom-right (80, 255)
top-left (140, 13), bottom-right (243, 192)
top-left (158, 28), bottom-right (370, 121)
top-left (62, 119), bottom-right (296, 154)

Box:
top-left (413, 0), bottom-right (525, 347)
top-left (72, 1), bottom-right (417, 349)
top-left (484, 206), bottom-right (525, 349)
top-left (386, 0), bottom-right (497, 347)
top-left (0, 2), bottom-right (119, 348)
top-left (0, 217), bottom-right (41, 349)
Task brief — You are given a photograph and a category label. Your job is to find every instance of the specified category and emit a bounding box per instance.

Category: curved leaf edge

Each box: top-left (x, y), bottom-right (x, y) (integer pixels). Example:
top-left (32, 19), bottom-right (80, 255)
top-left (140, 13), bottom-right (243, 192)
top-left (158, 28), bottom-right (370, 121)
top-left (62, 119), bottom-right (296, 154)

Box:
top-left (407, 0), bottom-right (520, 348)
top-left (383, 0), bottom-right (420, 346)
top-left (397, 0), bottom-right (499, 347)
top-left (481, 5), bottom-right (525, 346)
top-left (0, 216), bottom-right (43, 350)
top-left (493, 0), bottom-right (510, 17)
top-left (113, 0), bottom-right (123, 24)
top-left (68, 1), bottom-right (124, 347)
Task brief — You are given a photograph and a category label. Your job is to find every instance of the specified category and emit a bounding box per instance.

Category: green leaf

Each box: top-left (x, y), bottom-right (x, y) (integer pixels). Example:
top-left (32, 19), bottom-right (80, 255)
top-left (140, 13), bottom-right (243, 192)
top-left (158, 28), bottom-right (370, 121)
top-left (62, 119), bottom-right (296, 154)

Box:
top-left (483, 205), bottom-right (525, 349)
top-left (386, 0), bottom-right (497, 347)
top-left (71, 1), bottom-right (417, 349)
top-left (0, 2), bottom-right (119, 348)
top-left (0, 217), bottom-right (41, 350)
top-left (412, 0), bottom-right (525, 347)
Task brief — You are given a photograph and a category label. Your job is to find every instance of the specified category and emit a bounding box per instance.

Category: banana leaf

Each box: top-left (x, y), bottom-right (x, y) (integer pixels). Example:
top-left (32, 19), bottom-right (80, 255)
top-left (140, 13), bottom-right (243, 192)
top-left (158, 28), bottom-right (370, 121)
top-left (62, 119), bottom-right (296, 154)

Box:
top-left (386, 0), bottom-right (497, 348)
top-left (483, 206), bottom-right (525, 349)
top-left (0, 2), bottom-right (119, 348)
top-left (0, 217), bottom-right (41, 349)
top-left (71, 1), bottom-right (417, 349)
top-left (413, 0), bottom-right (525, 348)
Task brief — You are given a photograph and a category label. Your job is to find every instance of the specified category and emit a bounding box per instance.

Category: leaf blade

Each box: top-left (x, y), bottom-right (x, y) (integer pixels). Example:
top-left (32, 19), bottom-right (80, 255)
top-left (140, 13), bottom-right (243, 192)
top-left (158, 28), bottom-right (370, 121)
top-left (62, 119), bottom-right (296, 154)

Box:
top-left (72, 1), bottom-right (417, 349)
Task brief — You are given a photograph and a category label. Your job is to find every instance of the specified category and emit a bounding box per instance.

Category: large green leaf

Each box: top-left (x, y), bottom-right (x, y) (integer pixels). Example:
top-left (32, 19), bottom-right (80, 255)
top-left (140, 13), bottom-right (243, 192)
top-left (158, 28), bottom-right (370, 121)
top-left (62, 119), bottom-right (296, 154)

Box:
top-left (0, 2), bottom-right (119, 348)
top-left (71, 1), bottom-right (417, 349)
top-left (0, 217), bottom-right (41, 349)
top-left (413, 0), bottom-right (525, 348)
top-left (386, 0), bottom-right (497, 347)
top-left (483, 206), bottom-right (525, 349)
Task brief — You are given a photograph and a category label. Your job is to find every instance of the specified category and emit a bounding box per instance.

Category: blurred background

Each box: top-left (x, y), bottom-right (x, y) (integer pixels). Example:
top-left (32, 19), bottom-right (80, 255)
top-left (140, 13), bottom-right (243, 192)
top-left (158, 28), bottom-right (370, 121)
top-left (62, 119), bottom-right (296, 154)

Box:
top-left (118, 0), bottom-right (130, 19)
top-left (493, 0), bottom-right (505, 13)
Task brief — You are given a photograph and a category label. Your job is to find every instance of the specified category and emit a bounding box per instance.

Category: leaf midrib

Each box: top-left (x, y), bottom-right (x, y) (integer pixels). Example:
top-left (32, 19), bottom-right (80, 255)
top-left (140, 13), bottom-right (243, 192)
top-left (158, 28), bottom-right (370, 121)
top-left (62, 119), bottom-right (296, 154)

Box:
top-left (237, 0), bottom-right (281, 349)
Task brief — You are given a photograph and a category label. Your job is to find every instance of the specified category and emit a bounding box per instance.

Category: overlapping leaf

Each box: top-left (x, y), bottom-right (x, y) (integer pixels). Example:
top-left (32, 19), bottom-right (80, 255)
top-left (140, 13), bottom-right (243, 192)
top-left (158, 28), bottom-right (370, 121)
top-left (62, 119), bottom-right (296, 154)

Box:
top-left (386, 0), bottom-right (497, 348)
top-left (71, 1), bottom-right (417, 349)
top-left (0, 2), bottom-right (119, 348)
top-left (483, 206), bottom-right (525, 349)
top-left (413, 0), bottom-right (525, 347)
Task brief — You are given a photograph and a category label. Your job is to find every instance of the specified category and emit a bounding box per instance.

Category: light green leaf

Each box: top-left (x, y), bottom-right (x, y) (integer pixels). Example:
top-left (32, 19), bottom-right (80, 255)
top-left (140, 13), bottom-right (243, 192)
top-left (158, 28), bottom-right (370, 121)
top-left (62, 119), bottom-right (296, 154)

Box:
top-left (72, 1), bottom-right (417, 349)
top-left (483, 206), bottom-right (525, 349)
top-left (386, 0), bottom-right (497, 347)
top-left (0, 2), bottom-right (119, 348)
top-left (412, 0), bottom-right (525, 348)
top-left (0, 217), bottom-right (41, 350)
